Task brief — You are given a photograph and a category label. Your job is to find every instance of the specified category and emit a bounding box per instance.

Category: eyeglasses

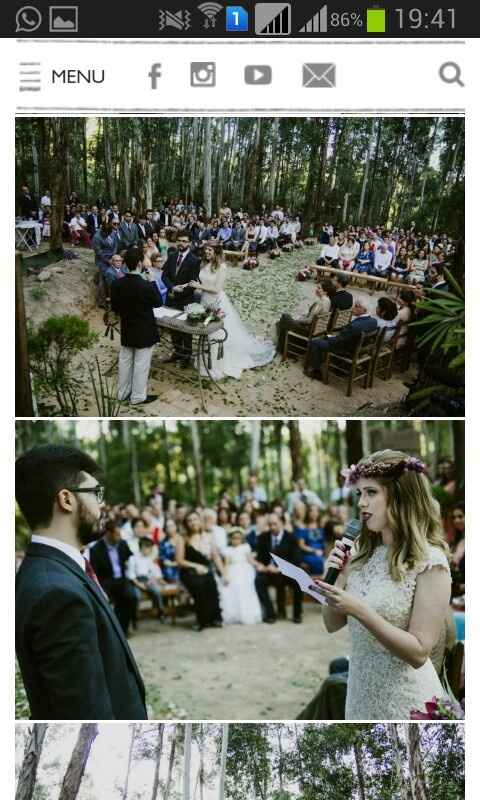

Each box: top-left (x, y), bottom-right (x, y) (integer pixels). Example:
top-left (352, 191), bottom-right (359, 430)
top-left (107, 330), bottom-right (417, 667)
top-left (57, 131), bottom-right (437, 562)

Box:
top-left (66, 485), bottom-right (105, 503)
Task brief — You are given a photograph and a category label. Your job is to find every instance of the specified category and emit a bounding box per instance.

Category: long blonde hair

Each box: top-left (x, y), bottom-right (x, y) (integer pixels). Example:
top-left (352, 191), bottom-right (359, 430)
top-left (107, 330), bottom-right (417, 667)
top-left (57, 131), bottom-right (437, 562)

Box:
top-left (349, 449), bottom-right (449, 581)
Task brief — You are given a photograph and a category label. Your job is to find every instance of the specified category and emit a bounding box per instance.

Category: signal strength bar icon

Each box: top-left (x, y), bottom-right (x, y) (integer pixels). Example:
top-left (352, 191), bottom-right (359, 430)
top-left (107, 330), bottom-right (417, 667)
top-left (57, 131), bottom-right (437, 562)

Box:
top-left (300, 5), bottom-right (328, 33)
top-left (255, 3), bottom-right (291, 36)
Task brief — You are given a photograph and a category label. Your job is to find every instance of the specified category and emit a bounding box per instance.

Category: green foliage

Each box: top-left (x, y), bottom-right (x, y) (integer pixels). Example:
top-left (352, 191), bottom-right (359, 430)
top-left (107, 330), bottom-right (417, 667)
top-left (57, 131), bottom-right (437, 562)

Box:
top-left (87, 356), bottom-right (122, 417)
top-left (27, 315), bottom-right (98, 415)
top-left (412, 269), bottom-right (465, 369)
top-left (31, 285), bottom-right (48, 301)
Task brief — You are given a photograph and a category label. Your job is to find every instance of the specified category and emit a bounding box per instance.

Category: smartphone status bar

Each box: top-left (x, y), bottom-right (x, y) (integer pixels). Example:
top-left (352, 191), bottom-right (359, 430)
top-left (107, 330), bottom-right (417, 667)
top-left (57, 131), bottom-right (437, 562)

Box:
top-left (8, 1), bottom-right (478, 39)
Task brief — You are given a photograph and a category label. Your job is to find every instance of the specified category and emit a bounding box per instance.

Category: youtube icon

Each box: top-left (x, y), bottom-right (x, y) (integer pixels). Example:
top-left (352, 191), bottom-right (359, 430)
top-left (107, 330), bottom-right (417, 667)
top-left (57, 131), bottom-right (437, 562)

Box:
top-left (244, 65), bottom-right (272, 85)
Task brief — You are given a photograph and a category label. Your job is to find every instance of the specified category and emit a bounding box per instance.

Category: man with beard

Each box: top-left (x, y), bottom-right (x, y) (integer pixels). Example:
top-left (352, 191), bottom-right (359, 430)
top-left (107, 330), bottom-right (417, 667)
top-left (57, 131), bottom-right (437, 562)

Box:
top-left (15, 445), bottom-right (147, 720)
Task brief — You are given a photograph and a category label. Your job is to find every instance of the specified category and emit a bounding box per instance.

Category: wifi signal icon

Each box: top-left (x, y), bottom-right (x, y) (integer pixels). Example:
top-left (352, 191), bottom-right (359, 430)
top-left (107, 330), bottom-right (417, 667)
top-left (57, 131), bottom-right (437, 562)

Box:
top-left (198, 2), bottom-right (224, 28)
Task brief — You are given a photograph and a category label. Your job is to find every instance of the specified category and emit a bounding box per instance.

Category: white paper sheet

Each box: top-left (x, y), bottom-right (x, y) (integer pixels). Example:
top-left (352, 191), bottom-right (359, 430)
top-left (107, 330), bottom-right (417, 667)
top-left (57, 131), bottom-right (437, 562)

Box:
top-left (154, 307), bottom-right (183, 319)
top-left (270, 553), bottom-right (326, 605)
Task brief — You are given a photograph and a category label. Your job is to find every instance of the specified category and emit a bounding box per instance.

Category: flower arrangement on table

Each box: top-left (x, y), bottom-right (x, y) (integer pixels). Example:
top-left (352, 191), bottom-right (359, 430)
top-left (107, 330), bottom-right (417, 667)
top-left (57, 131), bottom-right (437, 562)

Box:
top-left (184, 303), bottom-right (207, 324)
top-left (410, 695), bottom-right (464, 720)
top-left (203, 304), bottom-right (226, 326)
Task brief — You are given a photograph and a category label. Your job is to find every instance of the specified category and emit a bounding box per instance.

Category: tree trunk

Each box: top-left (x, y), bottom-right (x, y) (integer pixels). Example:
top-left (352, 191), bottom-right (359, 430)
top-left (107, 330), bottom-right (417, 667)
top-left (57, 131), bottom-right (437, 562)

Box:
top-left (288, 421), bottom-right (303, 482)
top-left (406, 725), bottom-right (430, 800)
top-left (203, 119), bottom-right (212, 216)
top-left (49, 119), bottom-right (69, 251)
top-left (183, 724), bottom-right (192, 800)
top-left (452, 421), bottom-right (465, 498)
top-left (15, 724), bottom-right (48, 800)
top-left (163, 724), bottom-right (177, 800)
top-left (190, 118), bottom-right (200, 201)
top-left (269, 118), bottom-right (280, 204)
top-left (123, 724), bottom-right (137, 800)
top-left (82, 118), bottom-right (88, 199)
top-left (103, 119), bottom-right (115, 204)
top-left (250, 421), bottom-right (261, 473)
top-left (218, 723), bottom-right (229, 800)
top-left (345, 420), bottom-right (363, 466)
top-left (216, 119), bottom-right (225, 213)
top-left (353, 740), bottom-right (367, 800)
top-left (151, 724), bottom-right (165, 800)
top-left (357, 119), bottom-right (375, 223)
top-left (58, 724), bottom-right (99, 800)
top-left (388, 723), bottom-right (410, 800)
top-left (274, 422), bottom-right (284, 497)
top-left (190, 421), bottom-right (206, 506)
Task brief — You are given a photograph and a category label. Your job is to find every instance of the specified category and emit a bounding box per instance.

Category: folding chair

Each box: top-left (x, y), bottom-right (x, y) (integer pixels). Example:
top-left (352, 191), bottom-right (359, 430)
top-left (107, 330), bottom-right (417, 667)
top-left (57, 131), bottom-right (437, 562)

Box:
top-left (324, 328), bottom-right (380, 397)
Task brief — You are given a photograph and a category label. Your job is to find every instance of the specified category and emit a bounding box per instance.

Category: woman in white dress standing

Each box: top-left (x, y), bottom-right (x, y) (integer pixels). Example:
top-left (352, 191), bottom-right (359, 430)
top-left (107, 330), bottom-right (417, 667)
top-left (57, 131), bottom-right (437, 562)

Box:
top-left (188, 245), bottom-right (275, 380)
top-left (313, 449), bottom-right (452, 720)
top-left (219, 528), bottom-right (262, 625)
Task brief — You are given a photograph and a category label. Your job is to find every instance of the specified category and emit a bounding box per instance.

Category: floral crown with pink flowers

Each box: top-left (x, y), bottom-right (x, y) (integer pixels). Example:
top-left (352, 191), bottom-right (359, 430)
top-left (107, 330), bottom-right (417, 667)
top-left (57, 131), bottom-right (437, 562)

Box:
top-left (341, 456), bottom-right (427, 488)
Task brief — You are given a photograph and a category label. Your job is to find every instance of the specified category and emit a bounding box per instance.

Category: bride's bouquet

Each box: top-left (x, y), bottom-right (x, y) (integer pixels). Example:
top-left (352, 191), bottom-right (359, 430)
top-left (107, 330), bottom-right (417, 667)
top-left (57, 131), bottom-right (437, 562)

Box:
top-left (410, 695), bottom-right (464, 720)
top-left (203, 302), bottom-right (226, 327)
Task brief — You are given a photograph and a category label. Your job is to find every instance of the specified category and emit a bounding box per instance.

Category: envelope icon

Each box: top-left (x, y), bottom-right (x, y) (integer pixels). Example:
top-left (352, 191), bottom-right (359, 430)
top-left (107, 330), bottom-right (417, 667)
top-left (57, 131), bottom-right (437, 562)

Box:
top-left (303, 62), bottom-right (336, 88)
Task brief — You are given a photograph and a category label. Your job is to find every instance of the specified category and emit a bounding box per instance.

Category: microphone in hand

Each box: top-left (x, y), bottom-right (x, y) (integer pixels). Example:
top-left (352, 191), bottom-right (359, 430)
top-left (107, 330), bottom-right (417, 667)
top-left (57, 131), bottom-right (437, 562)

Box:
top-left (324, 518), bottom-right (361, 586)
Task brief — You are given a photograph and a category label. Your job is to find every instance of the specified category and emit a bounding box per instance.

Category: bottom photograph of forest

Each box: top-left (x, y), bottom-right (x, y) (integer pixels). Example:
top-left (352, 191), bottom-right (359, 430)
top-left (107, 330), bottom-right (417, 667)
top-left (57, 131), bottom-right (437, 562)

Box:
top-left (16, 722), bottom-right (464, 800)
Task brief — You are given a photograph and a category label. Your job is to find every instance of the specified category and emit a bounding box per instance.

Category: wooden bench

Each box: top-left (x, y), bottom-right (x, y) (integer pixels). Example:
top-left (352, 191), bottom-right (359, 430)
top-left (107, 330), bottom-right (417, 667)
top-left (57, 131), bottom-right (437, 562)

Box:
top-left (137, 583), bottom-right (191, 626)
top-left (312, 264), bottom-right (407, 295)
top-left (224, 250), bottom-right (245, 264)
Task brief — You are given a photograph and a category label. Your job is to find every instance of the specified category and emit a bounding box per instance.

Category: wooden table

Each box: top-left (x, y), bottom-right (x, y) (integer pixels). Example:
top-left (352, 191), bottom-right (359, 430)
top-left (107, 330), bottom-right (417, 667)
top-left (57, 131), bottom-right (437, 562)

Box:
top-left (155, 310), bottom-right (228, 413)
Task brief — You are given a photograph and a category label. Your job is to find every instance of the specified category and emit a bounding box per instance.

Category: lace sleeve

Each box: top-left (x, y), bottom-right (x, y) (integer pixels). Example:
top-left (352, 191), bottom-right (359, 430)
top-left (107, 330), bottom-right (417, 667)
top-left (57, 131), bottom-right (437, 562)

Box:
top-left (416, 546), bottom-right (451, 581)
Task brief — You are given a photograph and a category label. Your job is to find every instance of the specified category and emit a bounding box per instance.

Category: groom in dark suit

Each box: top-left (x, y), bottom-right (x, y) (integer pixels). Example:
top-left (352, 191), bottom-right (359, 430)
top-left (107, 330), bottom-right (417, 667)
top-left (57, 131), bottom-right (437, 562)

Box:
top-left (162, 235), bottom-right (201, 365)
top-left (254, 512), bottom-right (303, 624)
top-left (15, 445), bottom-right (147, 721)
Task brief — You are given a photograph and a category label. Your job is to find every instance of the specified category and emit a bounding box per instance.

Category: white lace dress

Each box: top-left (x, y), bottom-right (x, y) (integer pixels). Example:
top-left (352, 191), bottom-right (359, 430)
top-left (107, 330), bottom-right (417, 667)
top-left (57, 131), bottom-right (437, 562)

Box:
top-left (197, 264), bottom-right (275, 380)
top-left (219, 543), bottom-right (262, 625)
top-left (345, 543), bottom-right (451, 720)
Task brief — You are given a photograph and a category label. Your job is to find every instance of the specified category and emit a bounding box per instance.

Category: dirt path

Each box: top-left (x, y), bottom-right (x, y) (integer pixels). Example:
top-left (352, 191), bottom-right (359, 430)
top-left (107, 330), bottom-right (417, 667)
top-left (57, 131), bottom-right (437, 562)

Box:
top-left (131, 603), bottom-right (349, 720)
top-left (23, 244), bottom-right (412, 417)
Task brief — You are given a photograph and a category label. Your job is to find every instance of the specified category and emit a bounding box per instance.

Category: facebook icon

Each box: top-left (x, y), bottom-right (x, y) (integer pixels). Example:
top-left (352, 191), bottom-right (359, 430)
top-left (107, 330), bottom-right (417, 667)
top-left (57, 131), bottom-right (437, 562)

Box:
top-left (226, 6), bottom-right (249, 32)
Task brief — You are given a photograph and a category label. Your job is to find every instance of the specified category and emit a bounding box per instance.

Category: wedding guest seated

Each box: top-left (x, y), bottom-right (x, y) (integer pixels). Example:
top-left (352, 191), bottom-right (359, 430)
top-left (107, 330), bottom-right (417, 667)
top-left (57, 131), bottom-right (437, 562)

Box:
top-left (217, 221), bottom-right (233, 247)
top-left (127, 537), bottom-right (166, 622)
top-left (306, 300), bottom-right (378, 379)
top-left (390, 246), bottom-right (410, 282)
top-left (255, 219), bottom-right (269, 252)
top-left (203, 508), bottom-right (228, 556)
top-left (224, 221), bottom-right (246, 251)
top-left (408, 248), bottom-right (429, 285)
top-left (103, 254), bottom-right (128, 287)
top-left (338, 236), bottom-right (359, 271)
top-left (316, 236), bottom-right (339, 268)
top-left (69, 211), bottom-right (91, 247)
top-left (119, 211), bottom-right (139, 249)
top-left (395, 288), bottom-right (416, 348)
top-left (330, 274), bottom-right (354, 312)
top-left (428, 263), bottom-right (449, 291)
top-left (89, 520), bottom-right (138, 636)
top-left (276, 279), bottom-right (335, 354)
top-left (254, 512), bottom-right (303, 624)
top-left (375, 296), bottom-right (398, 342)
top-left (265, 221), bottom-right (279, 251)
top-left (87, 205), bottom-right (101, 237)
top-left (373, 243), bottom-right (393, 277)
top-left (158, 518), bottom-right (181, 583)
top-left (294, 504), bottom-right (325, 574)
top-left (352, 242), bottom-right (374, 274)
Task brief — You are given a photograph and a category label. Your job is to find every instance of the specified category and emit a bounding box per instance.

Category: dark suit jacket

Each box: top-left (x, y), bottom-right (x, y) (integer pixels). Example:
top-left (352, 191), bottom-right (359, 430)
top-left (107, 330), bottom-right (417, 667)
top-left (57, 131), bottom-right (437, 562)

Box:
top-left (255, 530), bottom-right (301, 568)
top-left (87, 213), bottom-right (100, 236)
top-left (136, 222), bottom-right (154, 241)
top-left (16, 543), bottom-right (147, 720)
top-left (110, 273), bottom-right (162, 348)
top-left (162, 250), bottom-right (201, 308)
top-left (118, 221), bottom-right (139, 249)
top-left (89, 538), bottom-right (132, 582)
top-left (330, 315), bottom-right (378, 354)
top-left (331, 290), bottom-right (354, 312)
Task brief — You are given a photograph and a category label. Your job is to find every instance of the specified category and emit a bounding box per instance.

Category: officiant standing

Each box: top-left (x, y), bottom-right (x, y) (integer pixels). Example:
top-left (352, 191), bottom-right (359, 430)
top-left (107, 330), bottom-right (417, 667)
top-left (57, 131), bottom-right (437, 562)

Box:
top-left (110, 247), bottom-right (163, 406)
top-left (162, 235), bottom-right (201, 367)
top-left (254, 512), bottom-right (303, 624)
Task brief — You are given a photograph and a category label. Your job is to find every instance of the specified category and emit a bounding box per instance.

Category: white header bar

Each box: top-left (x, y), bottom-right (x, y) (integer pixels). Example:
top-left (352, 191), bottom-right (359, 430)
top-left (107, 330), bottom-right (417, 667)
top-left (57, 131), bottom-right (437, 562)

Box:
top-left (14, 40), bottom-right (468, 113)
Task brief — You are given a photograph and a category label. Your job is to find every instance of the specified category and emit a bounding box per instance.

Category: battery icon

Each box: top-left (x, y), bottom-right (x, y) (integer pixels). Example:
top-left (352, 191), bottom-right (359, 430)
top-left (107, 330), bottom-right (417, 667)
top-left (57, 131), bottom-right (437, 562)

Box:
top-left (366, 7), bottom-right (386, 32)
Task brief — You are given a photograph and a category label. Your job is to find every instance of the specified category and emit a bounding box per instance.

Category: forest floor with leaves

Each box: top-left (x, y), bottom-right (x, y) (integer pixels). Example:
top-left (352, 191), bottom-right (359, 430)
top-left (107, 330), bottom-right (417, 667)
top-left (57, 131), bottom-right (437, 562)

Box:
top-left (23, 244), bottom-right (412, 417)
top-left (131, 602), bottom-right (349, 720)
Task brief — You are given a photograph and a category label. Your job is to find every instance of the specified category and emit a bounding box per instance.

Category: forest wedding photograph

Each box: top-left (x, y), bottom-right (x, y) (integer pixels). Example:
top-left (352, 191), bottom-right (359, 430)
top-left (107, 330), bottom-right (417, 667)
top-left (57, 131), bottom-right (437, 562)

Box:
top-left (15, 419), bottom-right (465, 722)
top-left (15, 116), bottom-right (464, 419)
top-left (15, 722), bottom-right (465, 800)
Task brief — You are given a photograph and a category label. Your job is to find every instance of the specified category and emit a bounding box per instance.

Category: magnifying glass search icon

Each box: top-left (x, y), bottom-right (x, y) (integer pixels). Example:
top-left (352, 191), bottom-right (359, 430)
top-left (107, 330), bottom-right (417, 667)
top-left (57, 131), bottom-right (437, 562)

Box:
top-left (439, 62), bottom-right (465, 87)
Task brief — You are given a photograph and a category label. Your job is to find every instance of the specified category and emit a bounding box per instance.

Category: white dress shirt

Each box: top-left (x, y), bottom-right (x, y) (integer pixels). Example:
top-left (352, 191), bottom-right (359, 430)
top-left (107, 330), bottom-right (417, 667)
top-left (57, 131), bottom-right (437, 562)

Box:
top-left (31, 534), bottom-right (86, 571)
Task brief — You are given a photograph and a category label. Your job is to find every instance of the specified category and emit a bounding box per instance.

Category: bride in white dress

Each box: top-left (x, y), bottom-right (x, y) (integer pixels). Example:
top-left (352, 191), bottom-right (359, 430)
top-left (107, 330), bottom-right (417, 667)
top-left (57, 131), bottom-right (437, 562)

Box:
top-left (313, 449), bottom-right (452, 720)
top-left (188, 245), bottom-right (275, 380)
top-left (219, 529), bottom-right (262, 625)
